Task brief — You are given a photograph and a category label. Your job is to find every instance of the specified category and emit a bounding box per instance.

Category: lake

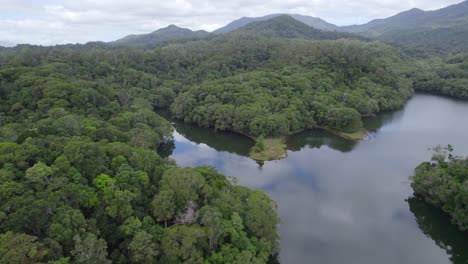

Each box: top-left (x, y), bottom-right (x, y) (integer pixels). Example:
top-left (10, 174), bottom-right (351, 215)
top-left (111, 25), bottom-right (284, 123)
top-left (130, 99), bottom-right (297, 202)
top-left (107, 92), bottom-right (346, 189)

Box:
top-left (161, 94), bottom-right (468, 264)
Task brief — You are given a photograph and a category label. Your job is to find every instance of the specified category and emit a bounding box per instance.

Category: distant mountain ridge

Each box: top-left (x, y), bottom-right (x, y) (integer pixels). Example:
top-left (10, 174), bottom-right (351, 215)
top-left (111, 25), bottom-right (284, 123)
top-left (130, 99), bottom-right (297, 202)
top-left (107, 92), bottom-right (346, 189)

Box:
top-left (230, 15), bottom-right (359, 41)
top-left (342, 1), bottom-right (468, 35)
top-left (214, 13), bottom-right (339, 33)
top-left (339, 0), bottom-right (468, 52)
top-left (110, 1), bottom-right (468, 53)
top-left (112, 25), bottom-right (210, 47)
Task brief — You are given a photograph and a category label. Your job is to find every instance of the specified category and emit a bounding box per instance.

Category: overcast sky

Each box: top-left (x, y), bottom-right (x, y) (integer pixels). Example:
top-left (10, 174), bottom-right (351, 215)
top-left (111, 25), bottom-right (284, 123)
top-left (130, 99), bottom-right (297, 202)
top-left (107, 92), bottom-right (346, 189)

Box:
top-left (0, 0), bottom-right (463, 46)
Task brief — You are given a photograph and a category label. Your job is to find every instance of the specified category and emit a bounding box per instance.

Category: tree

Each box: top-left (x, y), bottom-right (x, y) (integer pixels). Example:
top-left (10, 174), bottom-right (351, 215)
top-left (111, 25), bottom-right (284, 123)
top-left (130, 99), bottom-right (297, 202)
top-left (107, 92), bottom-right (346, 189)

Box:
top-left (26, 161), bottom-right (54, 188)
top-left (161, 225), bottom-right (205, 264)
top-left (244, 191), bottom-right (280, 251)
top-left (47, 208), bottom-right (88, 254)
top-left (71, 233), bottom-right (110, 264)
top-left (0, 232), bottom-right (48, 264)
top-left (159, 167), bottom-right (206, 209)
top-left (252, 135), bottom-right (266, 153)
top-left (128, 231), bottom-right (157, 263)
top-left (152, 189), bottom-right (176, 227)
top-left (199, 206), bottom-right (224, 252)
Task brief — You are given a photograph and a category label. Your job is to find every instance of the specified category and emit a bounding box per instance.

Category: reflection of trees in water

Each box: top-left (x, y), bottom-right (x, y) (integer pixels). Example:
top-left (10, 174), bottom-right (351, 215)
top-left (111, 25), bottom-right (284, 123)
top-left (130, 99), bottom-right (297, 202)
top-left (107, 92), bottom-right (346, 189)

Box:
top-left (268, 253), bottom-right (280, 264)
top-left (363, 109), bottom-right (403, 133)
top-left (172, 120), bottom-right (255, 156)
top-left (407, 197), bottom-right (468, 264)
top-left (158, 140), bottom-right (176, 158)
top-left (159, 105), bottom-right (405, 158)
top-left (286, 129), bottom-right (357, 153)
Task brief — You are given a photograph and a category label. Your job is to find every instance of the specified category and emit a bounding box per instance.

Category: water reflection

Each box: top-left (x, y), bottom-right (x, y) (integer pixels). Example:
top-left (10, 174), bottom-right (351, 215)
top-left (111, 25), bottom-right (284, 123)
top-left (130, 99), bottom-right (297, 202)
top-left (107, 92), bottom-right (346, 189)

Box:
top-left (363, 110), bottom-right (404, 133)
top-left (164, 94), bottom-right (468, 264)
top-left (163, 105), bottom-right (407, 157)
top-left (286, 129), bottom-right (357, 153)
top-left (407, 197), bottom-right (468, 264)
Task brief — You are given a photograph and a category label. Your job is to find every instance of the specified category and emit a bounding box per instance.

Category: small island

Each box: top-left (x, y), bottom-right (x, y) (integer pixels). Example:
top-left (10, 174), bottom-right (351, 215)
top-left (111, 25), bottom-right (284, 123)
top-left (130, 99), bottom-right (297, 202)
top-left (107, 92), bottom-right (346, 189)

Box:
top-left (248, 126), bottom-right (368, 161)
top-left (249, 136), bottom-right (287, 161)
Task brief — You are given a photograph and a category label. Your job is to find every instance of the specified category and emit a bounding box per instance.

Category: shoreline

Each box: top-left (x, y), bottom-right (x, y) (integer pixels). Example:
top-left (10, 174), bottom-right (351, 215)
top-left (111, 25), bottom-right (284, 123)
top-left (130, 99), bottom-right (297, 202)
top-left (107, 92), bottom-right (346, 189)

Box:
top-left (247, 127), bottom-right (368, 161)
top-left (164, 115), bottom-right (368, 161)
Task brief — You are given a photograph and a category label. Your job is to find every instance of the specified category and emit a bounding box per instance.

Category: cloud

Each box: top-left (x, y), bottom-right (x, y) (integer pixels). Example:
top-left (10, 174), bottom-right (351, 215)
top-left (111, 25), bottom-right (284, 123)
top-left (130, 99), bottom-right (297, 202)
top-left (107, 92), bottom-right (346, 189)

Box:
top-left (0, 0), bottom-right (463, 45)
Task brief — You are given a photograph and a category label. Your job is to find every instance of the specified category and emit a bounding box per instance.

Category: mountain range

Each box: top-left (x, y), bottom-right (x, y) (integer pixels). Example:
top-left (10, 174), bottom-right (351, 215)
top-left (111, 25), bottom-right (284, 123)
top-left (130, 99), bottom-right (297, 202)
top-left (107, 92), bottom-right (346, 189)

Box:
top-left (100, 0), bottom-right (468, 53)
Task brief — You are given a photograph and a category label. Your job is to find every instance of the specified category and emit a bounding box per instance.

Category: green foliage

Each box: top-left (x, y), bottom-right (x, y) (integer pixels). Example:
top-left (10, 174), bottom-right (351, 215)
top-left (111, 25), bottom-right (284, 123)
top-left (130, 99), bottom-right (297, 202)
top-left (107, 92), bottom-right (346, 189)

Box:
top-left (71, 233), bottom-right (111, 264)
top-left (0, 43), bottom-right (282, 263)
top-left (0, 231), bottom-right (48, 264)
top-left (411, 145), bottom-right (468, 231)
top-left (0, 18), bottom-right (425, 262)
top-left (412, 54), bottom-right (468, 99)
top-left (112, 25), bottom-right (210, 48)
top-left (169, 39), bottom-right (412, 137)
top-left (253, 136), bottom-right (266, 153)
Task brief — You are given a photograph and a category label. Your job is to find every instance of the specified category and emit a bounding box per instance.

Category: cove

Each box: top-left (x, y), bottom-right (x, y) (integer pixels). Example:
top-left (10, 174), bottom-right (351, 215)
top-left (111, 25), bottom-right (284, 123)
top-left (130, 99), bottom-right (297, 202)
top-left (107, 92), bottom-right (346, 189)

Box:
top-left (160, 94), bottom-right (468, 264)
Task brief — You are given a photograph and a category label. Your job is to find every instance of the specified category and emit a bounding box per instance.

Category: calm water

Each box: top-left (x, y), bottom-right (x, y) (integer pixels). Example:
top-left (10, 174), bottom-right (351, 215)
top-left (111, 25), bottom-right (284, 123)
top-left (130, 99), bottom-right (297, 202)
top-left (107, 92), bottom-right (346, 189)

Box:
top-left (161, 94), bottom-right (468, 264)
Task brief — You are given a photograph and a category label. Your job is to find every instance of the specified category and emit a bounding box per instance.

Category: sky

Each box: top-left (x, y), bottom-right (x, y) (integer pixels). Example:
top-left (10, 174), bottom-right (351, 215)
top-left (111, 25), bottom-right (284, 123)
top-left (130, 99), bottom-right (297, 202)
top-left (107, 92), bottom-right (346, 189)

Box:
top-left (0, 0), bottom-right (464, 46)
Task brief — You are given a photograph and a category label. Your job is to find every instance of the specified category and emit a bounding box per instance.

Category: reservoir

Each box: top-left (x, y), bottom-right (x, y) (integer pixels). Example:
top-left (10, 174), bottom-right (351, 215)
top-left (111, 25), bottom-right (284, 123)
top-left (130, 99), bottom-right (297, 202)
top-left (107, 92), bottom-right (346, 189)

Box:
top-left (162, 94), bottom-right (468, 264)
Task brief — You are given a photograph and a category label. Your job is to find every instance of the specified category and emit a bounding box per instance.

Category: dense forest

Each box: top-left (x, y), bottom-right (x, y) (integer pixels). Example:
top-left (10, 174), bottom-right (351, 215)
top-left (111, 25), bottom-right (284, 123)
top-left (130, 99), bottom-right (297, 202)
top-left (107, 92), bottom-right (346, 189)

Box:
top-left (411, 145), bottom-right (468, 231)
top-left (412, 54), bottom-right (468, 99)
top-left (1, 5), bottom-right (468, 262)
top-left (0, 46), bottom-right (280, 263)
top-left (170, 39), bottom-right (412, 137)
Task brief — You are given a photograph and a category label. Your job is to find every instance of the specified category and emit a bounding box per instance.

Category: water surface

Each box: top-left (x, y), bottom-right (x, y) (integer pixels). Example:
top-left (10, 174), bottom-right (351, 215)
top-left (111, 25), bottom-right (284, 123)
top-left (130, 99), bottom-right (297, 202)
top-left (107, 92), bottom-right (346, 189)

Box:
top-left (162, 94), bottom-right (468, 264)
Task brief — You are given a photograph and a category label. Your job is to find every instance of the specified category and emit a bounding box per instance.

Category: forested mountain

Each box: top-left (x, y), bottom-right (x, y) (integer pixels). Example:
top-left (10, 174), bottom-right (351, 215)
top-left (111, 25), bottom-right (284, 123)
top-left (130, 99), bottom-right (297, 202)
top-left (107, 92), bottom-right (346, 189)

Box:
top-left (111, 25), bottom-right (210, 47)
top-left (341, 0), bottom-right (468, 53)
top-left (213, 1), bottom-right (468, 53)
top-left (230, 15), bottom-right (358, 41)
top-left (214, 13), bottom-right (339, 33)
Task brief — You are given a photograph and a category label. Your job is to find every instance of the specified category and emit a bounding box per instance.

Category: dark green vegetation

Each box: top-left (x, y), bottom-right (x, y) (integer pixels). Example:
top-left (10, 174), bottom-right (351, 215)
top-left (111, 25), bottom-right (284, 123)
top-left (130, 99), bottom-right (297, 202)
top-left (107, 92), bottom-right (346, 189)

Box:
top-left (112, 25), bottom-right (210, 48)
top-left (1, 1), bottom-right (468, 261)
top-left (214, 13), bottom-right (340, 34)
top-left (0, 47), bottom-right (280, 263)
top-left (234, 15), bottom-right (359, 40)
top-left (170, 17), bottom-right (412, 138)
top-left (411, 145), bottom-right (468, 231)
top-left (168, 94), bottom-right (468, 264)
top-left (412, 54), bottom-right (468, 99)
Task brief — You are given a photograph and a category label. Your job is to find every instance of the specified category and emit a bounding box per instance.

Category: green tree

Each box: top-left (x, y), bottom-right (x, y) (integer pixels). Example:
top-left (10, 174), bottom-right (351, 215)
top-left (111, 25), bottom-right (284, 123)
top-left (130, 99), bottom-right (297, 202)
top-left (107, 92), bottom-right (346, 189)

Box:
top-left (0, 232), bottom-right (48, 264)
top-left (161, 225), bottom-right (205, 264)
top-left (71, 233), bottom-right (110, 264)
top-left (152, 189), bottom-right (176, 227)
top-left (128, 231), bottom-right (157, 263)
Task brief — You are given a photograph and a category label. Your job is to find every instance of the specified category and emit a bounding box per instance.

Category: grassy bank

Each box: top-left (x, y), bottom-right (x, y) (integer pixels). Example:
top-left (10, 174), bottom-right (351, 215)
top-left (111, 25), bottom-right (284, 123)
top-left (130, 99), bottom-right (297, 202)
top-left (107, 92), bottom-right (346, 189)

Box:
top-left (249, 138), bottom-right (287, 161)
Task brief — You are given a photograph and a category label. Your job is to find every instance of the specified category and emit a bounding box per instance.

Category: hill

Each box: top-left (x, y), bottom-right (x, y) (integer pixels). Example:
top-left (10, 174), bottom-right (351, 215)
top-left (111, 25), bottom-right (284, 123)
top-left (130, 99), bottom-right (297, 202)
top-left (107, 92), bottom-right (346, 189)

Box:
top-left (341, 1), bottom-right (468, 53)
top-left (214, 13), bottom-right (339, 33)
top-left (112, 25), bottom-right (210, 47)
top-left (230, 15), bottom-right (359, 40)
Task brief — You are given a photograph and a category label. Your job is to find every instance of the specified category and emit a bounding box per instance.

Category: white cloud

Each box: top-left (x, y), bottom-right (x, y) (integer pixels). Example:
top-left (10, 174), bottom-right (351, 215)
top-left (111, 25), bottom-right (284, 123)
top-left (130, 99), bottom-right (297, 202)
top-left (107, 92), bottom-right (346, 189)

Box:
top-left (0, 0), bottom-right (463, 45)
